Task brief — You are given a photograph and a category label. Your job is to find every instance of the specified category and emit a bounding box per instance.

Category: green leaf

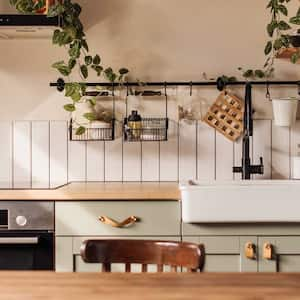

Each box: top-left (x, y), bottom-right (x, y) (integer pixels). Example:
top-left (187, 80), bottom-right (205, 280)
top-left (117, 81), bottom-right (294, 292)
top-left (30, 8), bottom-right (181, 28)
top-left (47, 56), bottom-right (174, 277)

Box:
top-left (47, 3), bottom-right (65, 17)
top-left (278, 20), bottom-right (291, 30)
top-left (265, 41), bottom-right (273, 55)
top-left (291, 53), bottom-right (300, 64)
top-left (273, 38), bottom-right (283, 50)
top-left (278, 5), bottom-right (288, 16)
top-left (69, 41), bottom-right (81, 58)
top-left (92, 65), bottom-right (103, 76)
top-left (83, 112), bottom-right (97, 121)
top-left (104, 67), bottom-right (117, 82)
top-left (93, 55), bottom-right (101, 65)
top-left (119, 68), bottom-right (129, 75)
top-left (254, 70), bottom-right (265, 79)
top-left (290, 16), bottom-right (300, 25)
top-left (52, 29), bottom-right (61, 44)
top-left (82, 40), bottom-right (89, 52)
top-left (243, 69), bottom-right (254, 78)
top-left (88, 98), bottom-right (97, 106)
top-left (80, 65), bottom-right (88, 79)
top-left (84, 56), bottom-right (93, 66)
top-left (68, 59), bottom-right (76, 70)
top-left (75, 126), bottom-right (86, 136)
top-left (267, 21), bottom-right (277, 37)
top-left (64, 104), bottom-right (76, 112)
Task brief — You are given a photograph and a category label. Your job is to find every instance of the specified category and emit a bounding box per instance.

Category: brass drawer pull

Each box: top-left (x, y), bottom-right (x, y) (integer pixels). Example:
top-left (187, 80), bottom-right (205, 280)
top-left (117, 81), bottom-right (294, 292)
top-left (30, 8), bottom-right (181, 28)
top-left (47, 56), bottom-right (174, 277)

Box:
top-left (263, 243), bottom-right (274, 260)
top-left (245, 242), bottom-right (256, 260)
top-left (99, 216), bottom-right (138, 228)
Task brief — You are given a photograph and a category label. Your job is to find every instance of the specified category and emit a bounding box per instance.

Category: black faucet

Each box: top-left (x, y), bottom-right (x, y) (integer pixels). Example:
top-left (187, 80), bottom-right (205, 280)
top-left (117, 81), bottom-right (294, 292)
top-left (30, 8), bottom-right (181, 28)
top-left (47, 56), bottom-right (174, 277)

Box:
top-left (233, 82), bottom-right (264, 180)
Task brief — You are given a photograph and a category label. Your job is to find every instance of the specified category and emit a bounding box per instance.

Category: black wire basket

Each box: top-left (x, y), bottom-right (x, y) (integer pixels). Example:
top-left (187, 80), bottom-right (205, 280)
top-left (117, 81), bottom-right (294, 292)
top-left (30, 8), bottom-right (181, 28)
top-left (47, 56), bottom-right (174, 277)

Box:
top-left (69, 119), bottom-right (115, 141)
top-left (123, 118), bottom-right (168, 142)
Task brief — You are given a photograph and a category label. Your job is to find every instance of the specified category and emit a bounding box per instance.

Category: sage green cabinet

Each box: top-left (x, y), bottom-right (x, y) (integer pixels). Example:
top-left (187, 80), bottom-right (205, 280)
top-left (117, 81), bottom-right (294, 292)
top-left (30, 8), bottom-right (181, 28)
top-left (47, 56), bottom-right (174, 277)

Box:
top-left (55, 201), bottom-right (181, 272)
top-left (56, 236), bottom-right (180, 272)
top-left (183, 236), bottom-right (257, 272)
top-left (258, 237), bottom-right (300, 273)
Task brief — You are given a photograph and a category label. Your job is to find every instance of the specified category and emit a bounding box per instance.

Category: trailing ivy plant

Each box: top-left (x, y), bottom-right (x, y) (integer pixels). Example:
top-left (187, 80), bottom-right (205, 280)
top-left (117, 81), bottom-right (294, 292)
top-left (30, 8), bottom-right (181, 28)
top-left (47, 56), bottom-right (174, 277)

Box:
top-left (239, 0), bottom-right (300, 80)
top-left (10, 0), bottom-right (129, 135)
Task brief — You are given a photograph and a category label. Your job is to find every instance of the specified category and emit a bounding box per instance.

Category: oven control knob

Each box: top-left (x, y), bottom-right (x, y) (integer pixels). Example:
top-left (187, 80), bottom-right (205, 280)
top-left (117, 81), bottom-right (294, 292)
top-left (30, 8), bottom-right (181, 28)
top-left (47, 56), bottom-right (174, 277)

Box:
top-left (16, 215), bottom-right (27, 227)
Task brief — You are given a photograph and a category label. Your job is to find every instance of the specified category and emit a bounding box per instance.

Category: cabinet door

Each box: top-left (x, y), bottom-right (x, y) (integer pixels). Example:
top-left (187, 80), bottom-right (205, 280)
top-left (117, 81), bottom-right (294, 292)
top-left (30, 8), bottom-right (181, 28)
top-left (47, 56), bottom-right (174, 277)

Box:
top-left (183, 236), bottom-right (258, 272)
top-left (56, 236), bottom-right (180, 272)
top-left (259, 237), bottom-right (300, 272)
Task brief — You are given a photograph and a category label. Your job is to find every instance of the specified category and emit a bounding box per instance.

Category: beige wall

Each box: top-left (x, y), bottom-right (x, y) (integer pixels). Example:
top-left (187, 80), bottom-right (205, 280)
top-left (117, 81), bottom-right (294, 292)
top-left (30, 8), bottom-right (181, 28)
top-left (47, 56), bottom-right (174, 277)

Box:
top-left (0, 0), bottom-right (300, 120)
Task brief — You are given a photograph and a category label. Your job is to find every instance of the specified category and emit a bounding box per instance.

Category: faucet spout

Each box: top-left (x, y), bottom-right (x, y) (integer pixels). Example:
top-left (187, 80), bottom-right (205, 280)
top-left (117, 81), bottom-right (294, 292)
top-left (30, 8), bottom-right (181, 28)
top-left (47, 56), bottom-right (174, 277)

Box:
top-left (233, 82), bottom-right (264, 180)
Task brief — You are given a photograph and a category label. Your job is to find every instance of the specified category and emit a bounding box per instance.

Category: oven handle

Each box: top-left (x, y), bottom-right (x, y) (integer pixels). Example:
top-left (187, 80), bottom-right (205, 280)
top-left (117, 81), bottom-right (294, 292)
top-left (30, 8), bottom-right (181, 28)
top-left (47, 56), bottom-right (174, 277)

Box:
top-left (0, 237), bottom-right (39, 244)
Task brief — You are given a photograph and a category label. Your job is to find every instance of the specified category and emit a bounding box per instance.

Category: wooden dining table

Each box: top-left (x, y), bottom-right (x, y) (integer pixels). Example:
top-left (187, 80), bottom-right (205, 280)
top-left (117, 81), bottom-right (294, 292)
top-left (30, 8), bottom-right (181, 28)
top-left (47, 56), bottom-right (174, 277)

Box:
top-left (1, 272), bottom-right (300, 300)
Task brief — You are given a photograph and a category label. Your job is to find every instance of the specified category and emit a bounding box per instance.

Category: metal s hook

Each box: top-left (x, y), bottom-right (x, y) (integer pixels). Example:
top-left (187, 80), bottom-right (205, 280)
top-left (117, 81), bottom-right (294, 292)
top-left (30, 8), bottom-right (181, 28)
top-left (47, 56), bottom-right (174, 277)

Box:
top-left (266, 82), bottom-right (271, 101)
top-left (164, 81), bottom-right (167, 97)
top-left (190, 81), bottom-right (193, 97)
top-left (297, 81), bottom-right (300, 96)
top-left (126, 81), bottom-right (129, 97)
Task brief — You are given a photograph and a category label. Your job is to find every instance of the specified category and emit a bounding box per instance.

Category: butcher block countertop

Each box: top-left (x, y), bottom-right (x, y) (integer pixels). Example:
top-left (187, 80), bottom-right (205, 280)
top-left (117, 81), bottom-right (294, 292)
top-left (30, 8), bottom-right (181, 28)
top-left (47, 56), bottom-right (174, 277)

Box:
top-left (0, 182), bottom-right (180, 201)
top-left (0, 272), bottom-right (300, 300)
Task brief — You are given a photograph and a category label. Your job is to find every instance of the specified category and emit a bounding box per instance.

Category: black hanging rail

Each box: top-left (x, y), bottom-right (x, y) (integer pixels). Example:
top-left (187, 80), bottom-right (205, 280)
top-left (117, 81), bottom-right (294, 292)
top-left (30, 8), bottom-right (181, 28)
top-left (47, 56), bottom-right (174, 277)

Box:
top-left (50, 78), bottom-right (300, 92)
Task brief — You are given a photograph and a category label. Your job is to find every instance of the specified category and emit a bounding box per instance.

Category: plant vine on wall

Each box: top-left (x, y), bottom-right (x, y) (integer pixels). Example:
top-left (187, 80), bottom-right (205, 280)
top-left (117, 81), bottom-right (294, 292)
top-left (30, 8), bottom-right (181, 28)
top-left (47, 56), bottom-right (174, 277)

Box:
top-left (10, 0), bottom-right (129, 135)
top-left (239, 0), bottom-right (300, 80)
top-left (9, 0), bottom-right (300, 128)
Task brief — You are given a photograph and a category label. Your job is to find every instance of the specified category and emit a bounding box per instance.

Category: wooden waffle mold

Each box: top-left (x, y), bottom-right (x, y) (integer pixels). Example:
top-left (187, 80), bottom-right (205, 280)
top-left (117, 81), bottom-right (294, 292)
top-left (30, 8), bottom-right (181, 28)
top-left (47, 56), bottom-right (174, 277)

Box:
top-left (203, 92), bottom-right (244, 141)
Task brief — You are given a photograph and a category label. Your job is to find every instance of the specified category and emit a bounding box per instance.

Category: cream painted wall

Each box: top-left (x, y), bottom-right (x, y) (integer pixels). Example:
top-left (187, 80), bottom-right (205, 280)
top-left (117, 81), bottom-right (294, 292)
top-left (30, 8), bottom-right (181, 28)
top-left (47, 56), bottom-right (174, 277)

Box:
top-left (0, 0), bottom-right (300, 120)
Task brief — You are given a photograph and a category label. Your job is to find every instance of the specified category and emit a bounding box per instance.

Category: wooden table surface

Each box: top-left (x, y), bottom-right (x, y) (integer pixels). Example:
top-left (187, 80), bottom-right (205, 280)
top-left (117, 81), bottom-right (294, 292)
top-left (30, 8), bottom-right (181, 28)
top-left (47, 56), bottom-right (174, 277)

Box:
top-left (0, 182), bottom-right (180, 201)
top-left (1, 272), bottom-right (300, 300)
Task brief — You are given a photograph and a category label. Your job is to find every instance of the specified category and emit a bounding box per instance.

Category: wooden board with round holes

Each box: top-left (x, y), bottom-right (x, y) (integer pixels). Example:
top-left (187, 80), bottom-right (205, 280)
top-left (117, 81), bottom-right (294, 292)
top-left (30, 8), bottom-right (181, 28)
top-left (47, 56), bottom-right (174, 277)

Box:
top-left (203, 91), bottom-right (244, 141)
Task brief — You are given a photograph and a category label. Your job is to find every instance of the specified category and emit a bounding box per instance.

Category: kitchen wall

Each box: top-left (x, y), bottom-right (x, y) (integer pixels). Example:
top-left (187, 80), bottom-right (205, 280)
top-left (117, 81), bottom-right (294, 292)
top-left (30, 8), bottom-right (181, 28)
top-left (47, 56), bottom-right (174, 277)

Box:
top-left (1, 0), bottom-right (300, 187)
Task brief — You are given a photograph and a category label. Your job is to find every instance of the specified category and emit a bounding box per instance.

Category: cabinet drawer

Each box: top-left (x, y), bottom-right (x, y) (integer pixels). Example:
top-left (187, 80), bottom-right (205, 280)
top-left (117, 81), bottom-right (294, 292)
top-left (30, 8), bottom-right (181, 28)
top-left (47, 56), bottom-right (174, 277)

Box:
top-left (55, 201), bottom-right (180, 236)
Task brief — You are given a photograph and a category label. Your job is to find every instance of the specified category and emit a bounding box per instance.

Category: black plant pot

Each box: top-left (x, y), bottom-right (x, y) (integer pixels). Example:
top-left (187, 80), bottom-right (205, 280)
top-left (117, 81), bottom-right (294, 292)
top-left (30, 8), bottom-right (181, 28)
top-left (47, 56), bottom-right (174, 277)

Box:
top-left (290, 35), bottom-right (300, 47)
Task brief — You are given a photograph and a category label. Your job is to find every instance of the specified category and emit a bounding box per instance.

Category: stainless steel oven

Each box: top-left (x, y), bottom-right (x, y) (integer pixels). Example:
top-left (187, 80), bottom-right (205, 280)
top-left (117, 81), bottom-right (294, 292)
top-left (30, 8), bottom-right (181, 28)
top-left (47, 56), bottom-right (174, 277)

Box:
top-left (0, 202), bottom-right (54, 270)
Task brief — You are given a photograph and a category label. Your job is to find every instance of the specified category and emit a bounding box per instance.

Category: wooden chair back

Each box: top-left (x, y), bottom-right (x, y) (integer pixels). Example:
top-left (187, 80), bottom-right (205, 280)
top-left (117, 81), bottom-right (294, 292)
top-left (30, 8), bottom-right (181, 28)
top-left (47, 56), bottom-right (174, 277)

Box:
top-left (80, 239), bottom-right (205, 273)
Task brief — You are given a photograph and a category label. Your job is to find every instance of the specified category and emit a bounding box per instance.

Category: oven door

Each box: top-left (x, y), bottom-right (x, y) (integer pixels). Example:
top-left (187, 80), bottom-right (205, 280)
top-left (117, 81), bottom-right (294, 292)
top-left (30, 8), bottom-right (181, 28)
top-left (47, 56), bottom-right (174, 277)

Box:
top-left (0, 231), bottom-right (54, 270)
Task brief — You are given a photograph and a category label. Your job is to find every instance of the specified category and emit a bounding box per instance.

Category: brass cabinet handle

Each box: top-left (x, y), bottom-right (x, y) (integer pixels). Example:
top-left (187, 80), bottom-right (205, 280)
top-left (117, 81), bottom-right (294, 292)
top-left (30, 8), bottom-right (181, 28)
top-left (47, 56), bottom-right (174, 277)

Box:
top-left (263, 243), bottom-right (274, 260)
top-left (99, 216), bottom-right (138, 228)
top-left (245, 242), bottom-right (256, 260)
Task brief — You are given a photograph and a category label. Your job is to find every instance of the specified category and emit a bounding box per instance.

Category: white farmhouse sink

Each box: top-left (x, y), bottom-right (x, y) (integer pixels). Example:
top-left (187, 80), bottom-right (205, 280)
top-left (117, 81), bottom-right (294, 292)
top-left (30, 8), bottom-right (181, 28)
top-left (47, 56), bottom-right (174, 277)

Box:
top-left (180, 180), bottom-right (300, 223)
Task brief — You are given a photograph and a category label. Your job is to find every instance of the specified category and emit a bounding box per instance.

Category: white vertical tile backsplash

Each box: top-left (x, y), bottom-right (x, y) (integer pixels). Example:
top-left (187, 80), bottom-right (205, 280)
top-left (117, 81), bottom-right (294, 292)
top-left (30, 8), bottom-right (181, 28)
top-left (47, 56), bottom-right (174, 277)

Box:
top-left (197, 122), bottom-right (215, 181)
top-left (215, 131), bottom-right (234, 180)
top-left (142, 142), bottom-right (160, 181)
top-left (179, 121), bottom-right (197, 181)
top-left (291, 121), bottom-right (300, 157)
top-left (49, 121), bottom-right (68, 187)
top-left (32, 121), bottom-right (50, 188)
top-left (86, 141), bottom-right (105, 181)
top-left (123, 142), bottom-right (142, 181)
top-left (160, 121), bottom-right (179, 181)
top-left (271, 124), bottom-right (290, 179)
top-left (3, 89), bottom-right (300, 188)
top-left (105, 138), bottom-right (123, 181)
top-left (253, 120), bottom-right (272, 180)
top-left (2, 118), bottom-right (296, 187)
top-left (13, 121), bottom-right (31, 188)
top-left (0, 121), bottom-right (12, 188)
top-left (68, 141), bottom-right (86, 182)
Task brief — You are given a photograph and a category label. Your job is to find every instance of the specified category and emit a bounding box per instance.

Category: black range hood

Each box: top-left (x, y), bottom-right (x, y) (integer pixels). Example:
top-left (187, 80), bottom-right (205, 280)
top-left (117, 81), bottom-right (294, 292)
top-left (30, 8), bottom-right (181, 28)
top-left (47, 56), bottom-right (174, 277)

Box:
top-left (0, 14), bottom-right (60, 39)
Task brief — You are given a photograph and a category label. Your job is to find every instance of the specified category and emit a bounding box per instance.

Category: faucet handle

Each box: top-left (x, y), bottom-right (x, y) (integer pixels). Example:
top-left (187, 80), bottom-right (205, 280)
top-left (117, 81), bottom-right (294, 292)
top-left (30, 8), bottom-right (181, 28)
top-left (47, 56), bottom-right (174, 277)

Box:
top-left (259, 157), bottom-right (264, 175)
top-left (260, 157), bottom-right (264, 166)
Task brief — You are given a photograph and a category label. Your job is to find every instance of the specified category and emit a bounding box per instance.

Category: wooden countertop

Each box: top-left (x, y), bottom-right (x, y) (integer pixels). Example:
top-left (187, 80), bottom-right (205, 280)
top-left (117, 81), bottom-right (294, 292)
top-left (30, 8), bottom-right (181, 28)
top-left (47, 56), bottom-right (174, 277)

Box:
top-left (1, 272), bottom-right (300, 300)
top-left (0, 182), bottom-right (180, 201)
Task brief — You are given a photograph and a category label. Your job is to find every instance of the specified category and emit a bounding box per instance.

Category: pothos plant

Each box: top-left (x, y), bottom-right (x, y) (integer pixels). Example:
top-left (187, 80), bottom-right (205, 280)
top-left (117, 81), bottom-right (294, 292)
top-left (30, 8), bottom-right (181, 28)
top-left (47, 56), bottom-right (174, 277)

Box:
top-left (10, 0), bottom-right (129, 135)
top-left (239, 0), bottom-right (300, 80)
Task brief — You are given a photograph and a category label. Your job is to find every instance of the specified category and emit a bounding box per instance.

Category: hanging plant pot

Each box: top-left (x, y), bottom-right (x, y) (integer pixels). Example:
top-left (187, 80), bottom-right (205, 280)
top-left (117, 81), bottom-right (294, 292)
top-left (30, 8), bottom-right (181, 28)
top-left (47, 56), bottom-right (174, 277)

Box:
top-left (289, 34), bottom-right (300, 48)
top-left (272, 98), bottom-right (299, 127)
